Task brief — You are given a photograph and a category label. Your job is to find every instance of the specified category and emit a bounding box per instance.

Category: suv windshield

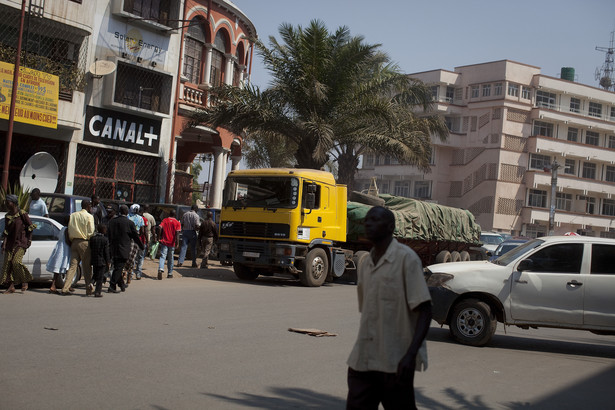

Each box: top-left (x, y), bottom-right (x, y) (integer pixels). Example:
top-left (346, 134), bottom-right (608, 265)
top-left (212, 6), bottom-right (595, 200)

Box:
top-left (494, 238), bottom-right (544, 265)
top-left (223, 176), bottom-right (299, 209)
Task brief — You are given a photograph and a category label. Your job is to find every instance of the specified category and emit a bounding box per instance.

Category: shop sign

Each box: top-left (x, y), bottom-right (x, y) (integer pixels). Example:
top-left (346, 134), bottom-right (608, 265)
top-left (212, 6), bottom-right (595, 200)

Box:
top-left (0, 61), bottom-right (59, 129)
top-left (99, 17), bottom-right (169, 65)
top-left (84, 105), bottom-right (160, 154)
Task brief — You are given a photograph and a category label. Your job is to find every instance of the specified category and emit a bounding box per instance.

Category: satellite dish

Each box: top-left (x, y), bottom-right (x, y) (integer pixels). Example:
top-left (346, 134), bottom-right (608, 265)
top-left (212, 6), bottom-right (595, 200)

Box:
top-left (19, 152), bottom-right (58, 193)
top-left (89, 60), bottom-right (117, 78)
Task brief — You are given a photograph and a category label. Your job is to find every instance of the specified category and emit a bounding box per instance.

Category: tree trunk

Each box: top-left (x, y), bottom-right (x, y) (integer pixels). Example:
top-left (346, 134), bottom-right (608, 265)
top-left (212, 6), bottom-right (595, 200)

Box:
top-left (336, 151), bottom-right (359, 193)
top-left (294, 138), bottom-right (327, 170)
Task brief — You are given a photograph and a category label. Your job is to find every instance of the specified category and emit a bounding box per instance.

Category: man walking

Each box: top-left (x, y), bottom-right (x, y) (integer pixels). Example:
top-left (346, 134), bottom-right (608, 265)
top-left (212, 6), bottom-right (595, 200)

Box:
top-left (62, 200), bottom-right (95, 295)
top-left (107, 205), bottom-right (143, 293)
top-left (198, 211), bottom-right (218, 269)
top-left (177, 205), bottom-right (200, 268)
top-left (158, 209), bottom-right (181, 279)
top-left (127, 204), bottom-right (145, 281)
top-left (89, 224), bottom-right (110, 297)
top-left (28, 188), bottom-right (48, 217)
top-left (142, 204), bottom-right (156, 259)
top-left (90, 195), bottom-right (107, 226)
top-left (346, 206), bottom-right (432, 410)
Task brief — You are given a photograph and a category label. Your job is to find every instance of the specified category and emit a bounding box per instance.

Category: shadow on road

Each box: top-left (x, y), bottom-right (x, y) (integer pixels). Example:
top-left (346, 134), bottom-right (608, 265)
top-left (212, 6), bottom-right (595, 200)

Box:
top-left (203, 386), bottom-right (345, 409)
top-left (416, 365), bottom-right (615, 409)
top-left (427, 326), bottom-right (615, 359)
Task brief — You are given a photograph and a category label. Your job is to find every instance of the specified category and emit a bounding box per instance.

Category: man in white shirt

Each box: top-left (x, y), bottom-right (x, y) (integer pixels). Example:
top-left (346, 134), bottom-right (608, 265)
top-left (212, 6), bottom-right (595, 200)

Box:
top-left (346, 206), bottom-right (432, 409)
top-left (177, 205), bottom-right (200, 268)
top-left (28, 188), bottom-right (48, 217)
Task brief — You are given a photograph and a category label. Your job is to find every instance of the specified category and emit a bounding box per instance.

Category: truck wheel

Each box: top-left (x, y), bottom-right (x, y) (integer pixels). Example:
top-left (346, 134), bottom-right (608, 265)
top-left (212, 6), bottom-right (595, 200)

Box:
top-left (451, 251), bottom-right (461, 262)
top-left (300, 248), bottom-right (328, 287)
top-left (460, 251), bottom-right (471, 261)
top-left (449, 299), bottom-right (496, 346)
top-left (435, 250), bottom-right (451, 263)
top-left (233, 263), bottom-right (259, 281)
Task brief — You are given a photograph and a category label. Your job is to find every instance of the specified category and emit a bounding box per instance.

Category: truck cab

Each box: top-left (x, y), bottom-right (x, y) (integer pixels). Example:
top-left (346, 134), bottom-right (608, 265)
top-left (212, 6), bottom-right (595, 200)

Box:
top-left (218, 168), bottom-right (347, 286)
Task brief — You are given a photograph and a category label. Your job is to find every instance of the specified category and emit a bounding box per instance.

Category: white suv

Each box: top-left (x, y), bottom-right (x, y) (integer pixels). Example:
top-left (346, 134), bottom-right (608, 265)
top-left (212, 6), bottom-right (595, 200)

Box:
top-left (425, 236), bottom-right (615, 346)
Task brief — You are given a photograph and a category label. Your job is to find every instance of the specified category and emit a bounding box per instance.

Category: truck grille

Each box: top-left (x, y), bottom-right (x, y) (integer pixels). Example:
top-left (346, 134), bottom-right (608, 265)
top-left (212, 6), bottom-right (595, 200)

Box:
top-left (220, 221), bottom-right (290, 239)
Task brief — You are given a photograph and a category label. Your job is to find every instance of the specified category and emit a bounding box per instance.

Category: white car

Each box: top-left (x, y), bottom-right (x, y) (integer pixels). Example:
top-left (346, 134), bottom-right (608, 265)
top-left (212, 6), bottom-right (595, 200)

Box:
top-left (0, 213), bottom-right (82, 288)
top-left (425, 236), bottom-right (615, 346)
top-left (479, 232), bottom-right (504, 253)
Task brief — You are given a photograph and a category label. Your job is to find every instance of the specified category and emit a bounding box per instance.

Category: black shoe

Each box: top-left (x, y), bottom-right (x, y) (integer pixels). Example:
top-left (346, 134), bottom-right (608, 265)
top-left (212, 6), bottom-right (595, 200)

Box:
top-left (167, 275), bottom-right (173, 279)
top-left (107, 288), bottom-right (119, 294)
top-left (158, 270), bottom-right (163, 280)
top-left (191, 262), bottom-right (198, 268)
top-left (94, 293), bottom-right (103, 298)
top-left (176, 262), bottom-right (182, 267)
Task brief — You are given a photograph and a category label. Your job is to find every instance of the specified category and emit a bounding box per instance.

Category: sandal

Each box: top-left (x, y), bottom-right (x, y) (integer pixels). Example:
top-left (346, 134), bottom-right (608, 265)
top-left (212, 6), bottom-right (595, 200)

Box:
top-left (49, 289), bottom-right (59, 294)
top-left (21, 284), bottom-right (28, 292)
top-left (3, 287), bottom-right (15, 294)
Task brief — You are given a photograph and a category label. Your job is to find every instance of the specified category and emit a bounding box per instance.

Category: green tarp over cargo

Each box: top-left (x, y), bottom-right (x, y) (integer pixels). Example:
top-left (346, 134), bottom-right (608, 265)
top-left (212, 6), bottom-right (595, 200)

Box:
top-left (347, 194), bottom-right (481, 245)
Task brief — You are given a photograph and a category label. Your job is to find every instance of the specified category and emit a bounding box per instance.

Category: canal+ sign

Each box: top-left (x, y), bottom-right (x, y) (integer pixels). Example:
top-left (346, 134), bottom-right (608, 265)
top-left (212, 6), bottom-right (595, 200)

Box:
top-left (84, 105), bottom-right (160, 154)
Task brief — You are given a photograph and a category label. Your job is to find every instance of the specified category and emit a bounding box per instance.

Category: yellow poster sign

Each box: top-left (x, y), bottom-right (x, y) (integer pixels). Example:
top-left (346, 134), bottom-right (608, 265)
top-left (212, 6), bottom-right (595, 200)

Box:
top-left (0, 61), bottom-right (59, 129)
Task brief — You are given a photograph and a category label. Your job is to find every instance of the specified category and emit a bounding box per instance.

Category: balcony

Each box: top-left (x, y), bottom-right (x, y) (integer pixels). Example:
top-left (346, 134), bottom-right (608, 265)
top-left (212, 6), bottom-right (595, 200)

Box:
top-left (527, 136), bottom-right (615, 165)
top-left (522, 207), bottom-right (615, 231)
top-left (526, 170), bottom-right (615, 196)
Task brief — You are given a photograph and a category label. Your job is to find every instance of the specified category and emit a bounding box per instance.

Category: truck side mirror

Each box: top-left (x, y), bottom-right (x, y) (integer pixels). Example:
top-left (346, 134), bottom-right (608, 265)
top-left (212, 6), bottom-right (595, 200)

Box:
top-left (517, 259), bottom-right (533, 272)
top-left (305, 192), bottom-right (316, 209)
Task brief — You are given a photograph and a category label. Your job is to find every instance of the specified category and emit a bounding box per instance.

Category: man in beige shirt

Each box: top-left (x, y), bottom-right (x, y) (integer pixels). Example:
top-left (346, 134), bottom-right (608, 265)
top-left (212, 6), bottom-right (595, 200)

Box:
top-left (61, 200), bottom-right (95, 295)
top-left (347, 206), bottom-right (432, 410)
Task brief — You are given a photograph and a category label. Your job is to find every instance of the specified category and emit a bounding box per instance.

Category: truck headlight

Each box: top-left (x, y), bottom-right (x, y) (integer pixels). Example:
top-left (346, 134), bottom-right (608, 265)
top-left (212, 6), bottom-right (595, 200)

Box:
top-left (275, 247), bottom-right (293, 256)
top-left (219, 243), bottom-right (230, 251)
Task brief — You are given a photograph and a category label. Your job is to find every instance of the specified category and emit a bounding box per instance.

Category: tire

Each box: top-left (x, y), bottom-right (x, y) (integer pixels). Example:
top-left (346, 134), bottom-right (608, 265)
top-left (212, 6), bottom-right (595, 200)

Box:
top-left (460, 251), bottom-right (471, 262)
top-left (450, 251), bottom-right (461, 262)
top-left (449, 299), bottom-right (497, 346)
top-left (299, 248), bottom-right (328, 287)
top-left (435, 250), bottom-right (451, 264)
top-left (55, 265), bottom-right (82, 289)
top-left (233, 263), bottom-right (259, 281)
top-left (345, 250), bottom-right (369, 283)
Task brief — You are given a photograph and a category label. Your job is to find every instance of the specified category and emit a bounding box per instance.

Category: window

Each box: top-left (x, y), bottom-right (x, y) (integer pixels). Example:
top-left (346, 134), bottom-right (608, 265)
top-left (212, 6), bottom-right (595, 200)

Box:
top-left (454, 87), bottom-right (463, 101)
top-left (567, 127), bottom-right (579, 142)
top-left (123, 0), bottom-right (174, 26)
top-left (564, 159), bottom-right (575, 175)
top-left (494, 83), bottom-right (503, 96)
top-left (414, 181), bottom-right (431, 199)
top-left (210, 30), bottom-right (228, 86)
top-left (183, 19), bottom-right (206, 84)
top-left (589, 101), bottom-right (602, 118)
top-left (536, 90), bottom-right (556, 109)
top-left (522, 86), bottom-right (531, 100)
top-left (363, 153), bottom-right (375, 167)
top-left (114, 62), bottom-right (172, 114)
top-left (431, 86), bottom-right (439, 101)
top-left (380, 182), bottom-right (389, 194)
top-left (528, 244), bottom-right (583, 273)
top-left (528, 189), bottom-right (547, 207)
top-left (585, 197), bottom-right (596, 214)
top-left (530, 153), bottom-right (551, 170)
top-left (606, 165), bottom-right (615, 182)
top-left (570, 97), bottom-right (580, 113)
top-left (507, 83), bottom-right (519, 97)
top-left (446, 86), bottom-right (455, 102)
top-left (608, 135), bottom-right (615, 149)
top-left (394, 181), bottom-right (410, 197)
top-left (533, 121), bottom-right (553, 138)
top-left (585, 130), bottom-right (599, 146)
top-left (582, 162), bottom-right (596, 179)
top-left (591, 244), bottom-right (615, 274)
top-left (471, 86), bottom-right (479, 98)
top-left (301, 181), bottom-right (321, 209)
top-left (611, 107), bottom-right (615, 120)
top-left (602, 200), bottom-right (615, 217)
top-left (31, 220), bottom-right (60, 241)
top-left (482, 84), bottom-right (491, 97)
top-left (556, 192), bottom-right (572, 211)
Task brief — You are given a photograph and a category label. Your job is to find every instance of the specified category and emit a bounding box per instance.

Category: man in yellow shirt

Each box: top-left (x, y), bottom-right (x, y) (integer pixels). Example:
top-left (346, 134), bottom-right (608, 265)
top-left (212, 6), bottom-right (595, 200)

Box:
top-left (61, 200), bottom-right (95, 295)
top-left (346, 206), bottom-right (432, 409)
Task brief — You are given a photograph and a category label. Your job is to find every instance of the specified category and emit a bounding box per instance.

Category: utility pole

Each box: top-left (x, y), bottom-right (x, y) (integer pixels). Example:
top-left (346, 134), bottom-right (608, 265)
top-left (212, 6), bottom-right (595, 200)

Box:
top-left (547, 159), bottom-right (561, 236)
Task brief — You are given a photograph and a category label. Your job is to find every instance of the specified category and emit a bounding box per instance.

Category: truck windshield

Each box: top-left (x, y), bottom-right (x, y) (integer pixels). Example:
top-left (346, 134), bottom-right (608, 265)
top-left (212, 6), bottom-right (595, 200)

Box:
top-left (494, 238), bottom-right (544, 265)
top-left (222, 176), bottom-right (299, 209)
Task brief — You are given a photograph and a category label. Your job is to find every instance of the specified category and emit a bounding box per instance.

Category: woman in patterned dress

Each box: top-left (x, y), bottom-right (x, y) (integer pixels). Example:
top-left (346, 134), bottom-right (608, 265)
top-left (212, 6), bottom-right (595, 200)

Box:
top-left (1, 194), bottom-right (35, 293)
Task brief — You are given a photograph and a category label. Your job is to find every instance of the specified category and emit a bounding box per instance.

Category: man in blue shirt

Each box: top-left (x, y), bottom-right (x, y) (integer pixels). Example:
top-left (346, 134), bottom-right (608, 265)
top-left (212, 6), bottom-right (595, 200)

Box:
top-left (127, 204), bottom-right (145, 280)
top-left (28, 188), bottom-right (48, 217)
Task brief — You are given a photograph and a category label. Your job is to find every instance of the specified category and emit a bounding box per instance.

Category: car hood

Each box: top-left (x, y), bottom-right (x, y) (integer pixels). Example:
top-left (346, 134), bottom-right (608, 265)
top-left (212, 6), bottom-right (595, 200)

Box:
top-left (426, 260), bottom-right (512, 294)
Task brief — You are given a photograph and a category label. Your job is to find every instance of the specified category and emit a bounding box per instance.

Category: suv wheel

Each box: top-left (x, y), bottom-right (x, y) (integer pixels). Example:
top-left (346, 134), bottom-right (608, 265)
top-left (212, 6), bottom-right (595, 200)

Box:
top-left (449, 298), bottom-right (496, 346)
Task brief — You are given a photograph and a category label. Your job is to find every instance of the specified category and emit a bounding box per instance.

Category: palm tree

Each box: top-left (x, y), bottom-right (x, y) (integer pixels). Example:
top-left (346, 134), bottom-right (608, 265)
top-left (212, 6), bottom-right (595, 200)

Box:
top-left (190, 20), bottom-right (447, 191)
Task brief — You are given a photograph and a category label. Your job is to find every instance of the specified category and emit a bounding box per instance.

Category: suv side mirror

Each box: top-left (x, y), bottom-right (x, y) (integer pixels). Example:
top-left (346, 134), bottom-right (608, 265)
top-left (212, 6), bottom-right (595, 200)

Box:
top-left (517, 259), bottom-right (533, 272)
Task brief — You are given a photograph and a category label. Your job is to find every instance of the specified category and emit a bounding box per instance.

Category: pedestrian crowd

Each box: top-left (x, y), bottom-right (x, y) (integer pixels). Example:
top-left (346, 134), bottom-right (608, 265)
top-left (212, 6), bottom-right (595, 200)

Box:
top-left (1, 192), bottom-right (217, 297)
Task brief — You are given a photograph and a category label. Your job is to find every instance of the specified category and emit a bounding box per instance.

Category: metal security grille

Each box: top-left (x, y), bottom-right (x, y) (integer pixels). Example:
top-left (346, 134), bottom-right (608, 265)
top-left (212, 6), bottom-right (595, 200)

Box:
top-left (74, 144), bottom-right (161, 203)
top-left (114, 61), bottom-right (173, 114)
top-left (0, 3), bottom-right (89, 101)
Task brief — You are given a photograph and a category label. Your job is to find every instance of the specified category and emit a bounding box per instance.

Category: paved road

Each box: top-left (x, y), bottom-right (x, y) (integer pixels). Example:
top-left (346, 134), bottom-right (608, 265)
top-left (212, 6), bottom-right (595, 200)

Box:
top-left (1, 259), bottom-right (614, 409)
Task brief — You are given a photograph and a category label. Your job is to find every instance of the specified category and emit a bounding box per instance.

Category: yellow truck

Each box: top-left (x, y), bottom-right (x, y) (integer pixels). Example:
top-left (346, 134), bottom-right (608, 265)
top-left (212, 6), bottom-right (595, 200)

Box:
top-left (218, 168), bottom-right (483, 286)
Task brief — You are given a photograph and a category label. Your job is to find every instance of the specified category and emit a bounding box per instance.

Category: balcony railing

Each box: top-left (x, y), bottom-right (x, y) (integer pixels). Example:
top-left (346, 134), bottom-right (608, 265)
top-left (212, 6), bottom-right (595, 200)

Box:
top-left (533, 102), bottom-right (615, 123)
top-left (182, 85), bottom-right (205, 106)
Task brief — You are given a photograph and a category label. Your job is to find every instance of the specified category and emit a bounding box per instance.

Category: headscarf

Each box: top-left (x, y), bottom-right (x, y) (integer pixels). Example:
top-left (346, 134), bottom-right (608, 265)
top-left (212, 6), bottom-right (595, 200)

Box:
top-left (5, 194), bottom-right (18, 204)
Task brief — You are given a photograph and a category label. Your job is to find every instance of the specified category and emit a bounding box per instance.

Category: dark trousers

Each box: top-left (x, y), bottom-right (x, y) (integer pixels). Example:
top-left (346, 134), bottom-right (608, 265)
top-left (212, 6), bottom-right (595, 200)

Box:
top-left (92, 265), bottom-right (106, 295)
top-left (346, 367), bottom-right (416, 410)
top-left (109, 257), bottom-right (127, 291)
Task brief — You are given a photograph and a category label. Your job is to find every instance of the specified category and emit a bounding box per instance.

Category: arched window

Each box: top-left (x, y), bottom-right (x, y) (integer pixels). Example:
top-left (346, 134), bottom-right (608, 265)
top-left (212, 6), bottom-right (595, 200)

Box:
top-left (183, 18), bottom-right (206, 84)
top-left (210, 30), bottom-right (228, 86)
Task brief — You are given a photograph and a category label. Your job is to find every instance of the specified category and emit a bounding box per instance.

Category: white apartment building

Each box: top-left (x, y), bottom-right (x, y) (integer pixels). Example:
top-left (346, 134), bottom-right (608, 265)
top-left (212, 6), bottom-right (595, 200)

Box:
top-left (356, 60), bottom-right (615, 238)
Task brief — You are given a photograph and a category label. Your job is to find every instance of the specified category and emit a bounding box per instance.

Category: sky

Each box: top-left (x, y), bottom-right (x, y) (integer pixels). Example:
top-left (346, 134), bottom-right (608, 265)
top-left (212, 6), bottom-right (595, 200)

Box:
top-left (232, 0), bottom-right (615, 89)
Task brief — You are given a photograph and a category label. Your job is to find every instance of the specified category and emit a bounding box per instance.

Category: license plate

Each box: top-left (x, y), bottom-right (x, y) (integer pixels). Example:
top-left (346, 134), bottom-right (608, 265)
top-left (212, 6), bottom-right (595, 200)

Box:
top-left (243, 251), bottom-right (260, 258)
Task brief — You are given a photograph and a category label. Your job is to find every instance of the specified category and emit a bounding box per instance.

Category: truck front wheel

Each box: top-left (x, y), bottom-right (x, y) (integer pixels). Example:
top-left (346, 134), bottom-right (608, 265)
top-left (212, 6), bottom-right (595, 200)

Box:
top-left (449, 299), bottom-right (496, 346)
top-left (300, 248), bottom-right (328, 287)
top-left (233, 263), bottom-right (259, 281)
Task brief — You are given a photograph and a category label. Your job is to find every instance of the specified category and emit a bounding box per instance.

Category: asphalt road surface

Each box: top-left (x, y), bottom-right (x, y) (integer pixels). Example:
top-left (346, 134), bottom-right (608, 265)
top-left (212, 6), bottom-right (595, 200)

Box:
top-left (1, 259), bottom-right (614, 409)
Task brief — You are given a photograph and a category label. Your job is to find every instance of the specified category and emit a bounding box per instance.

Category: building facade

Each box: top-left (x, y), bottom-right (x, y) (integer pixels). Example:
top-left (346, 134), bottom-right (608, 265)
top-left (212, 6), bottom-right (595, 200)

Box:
top-left (0, 0), bottom-right (254, 207)
top-left (357, 60), bottom-right (615, 238)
